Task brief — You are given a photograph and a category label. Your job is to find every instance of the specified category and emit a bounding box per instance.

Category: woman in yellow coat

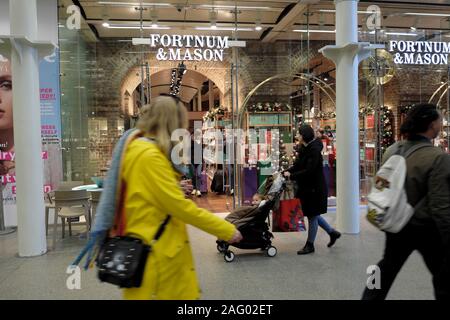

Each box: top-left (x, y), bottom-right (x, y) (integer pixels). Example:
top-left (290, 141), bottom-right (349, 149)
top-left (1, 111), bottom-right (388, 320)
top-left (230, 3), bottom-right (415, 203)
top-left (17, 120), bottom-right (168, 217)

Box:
top-left (121, 96), bottom-right (242, 300)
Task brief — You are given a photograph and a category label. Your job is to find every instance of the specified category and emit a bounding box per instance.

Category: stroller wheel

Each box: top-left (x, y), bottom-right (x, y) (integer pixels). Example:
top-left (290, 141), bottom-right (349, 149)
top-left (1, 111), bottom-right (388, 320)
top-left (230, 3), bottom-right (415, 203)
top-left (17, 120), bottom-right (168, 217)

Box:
top-left (217, 243), bottom-right (227, 253)
top-left (266, 246), bottom-right (277, 257)
top-left (224, 251), bottom-right (235, 263)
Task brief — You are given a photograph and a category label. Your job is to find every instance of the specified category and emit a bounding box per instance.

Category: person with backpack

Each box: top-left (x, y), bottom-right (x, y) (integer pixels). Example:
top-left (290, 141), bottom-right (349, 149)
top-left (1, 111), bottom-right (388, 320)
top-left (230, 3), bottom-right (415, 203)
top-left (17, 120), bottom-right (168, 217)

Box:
top-left (284, 124), bottom-right (341, 255)
top-left (362, 103), bottom-right (450, 300)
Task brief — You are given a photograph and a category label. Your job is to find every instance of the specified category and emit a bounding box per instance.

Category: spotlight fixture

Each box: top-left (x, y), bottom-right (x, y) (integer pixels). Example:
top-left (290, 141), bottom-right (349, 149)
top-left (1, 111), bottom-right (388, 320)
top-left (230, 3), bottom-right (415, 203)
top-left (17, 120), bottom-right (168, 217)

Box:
top-left (255, 20), bottom-right (262, 31)
top-left (102, 15), bottom-right (110, 27)
top-left (210, 9), bottom-right (218, 30)
top-left (151, 10), bottom-right (158, 28)
top-left (178, 62), bottom-right (187, 75)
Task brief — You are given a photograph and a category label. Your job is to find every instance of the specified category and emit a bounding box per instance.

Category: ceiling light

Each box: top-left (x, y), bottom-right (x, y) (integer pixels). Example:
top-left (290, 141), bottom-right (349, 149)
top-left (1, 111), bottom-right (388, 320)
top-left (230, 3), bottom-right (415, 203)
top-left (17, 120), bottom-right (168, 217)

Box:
top-left (410, 26), bottom-right (417, 31)
top-left (367, 31), bottom-right (418, 36)
top-left (150, 10), bottom-right (158, 29)
top-left (210, 9), bottom-right (217, 30)
top-left (198, 5), bottom-right (272, 11)
top-left (403, 12), bottom-right (450, 17)
top-left (293, 29), bottom-right (336, 33)
top-left (178, 62), bottom-right (187, 75)
top-left (102, 12), bottom-right (110, 27)
top-left (255, 20), bottom-right (262, 31)
top-left (108, 24), bottom-right (171, 30)
top-left (385, 32), bottom-right (417, 36)
top-left (319, 9), bottom-right (371, 14)
top-left (98, 2), bottom-right (171, 7)
top-left (195, 27), bottom-right (254, 32)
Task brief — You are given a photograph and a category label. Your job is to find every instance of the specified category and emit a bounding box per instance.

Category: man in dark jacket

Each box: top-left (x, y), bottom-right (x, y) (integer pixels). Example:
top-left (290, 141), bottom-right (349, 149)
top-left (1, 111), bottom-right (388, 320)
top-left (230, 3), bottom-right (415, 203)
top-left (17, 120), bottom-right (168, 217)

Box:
top-left (285, 125), bottom-right (341, 254)
top-left (363, 104), bottom-right (450, 300)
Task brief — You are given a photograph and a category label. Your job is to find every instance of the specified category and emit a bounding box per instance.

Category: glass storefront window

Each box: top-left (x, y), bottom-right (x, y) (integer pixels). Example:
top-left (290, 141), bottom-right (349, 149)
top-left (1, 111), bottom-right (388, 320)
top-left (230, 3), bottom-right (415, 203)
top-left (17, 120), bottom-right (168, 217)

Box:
top-left (55, 1), bottom-right (450, 205)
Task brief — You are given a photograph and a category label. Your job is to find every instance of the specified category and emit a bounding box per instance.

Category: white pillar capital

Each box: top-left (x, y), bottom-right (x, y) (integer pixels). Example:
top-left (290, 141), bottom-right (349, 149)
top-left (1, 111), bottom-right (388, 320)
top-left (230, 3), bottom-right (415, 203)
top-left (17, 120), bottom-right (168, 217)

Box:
top-left (320, 43), bottom-right (385, 65)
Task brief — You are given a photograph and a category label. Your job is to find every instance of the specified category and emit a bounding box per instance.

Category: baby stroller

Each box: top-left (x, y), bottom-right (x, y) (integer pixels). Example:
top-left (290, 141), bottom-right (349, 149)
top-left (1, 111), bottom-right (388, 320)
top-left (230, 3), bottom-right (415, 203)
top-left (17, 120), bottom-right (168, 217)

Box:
top-left (216, 172), bottom-right (286, 262)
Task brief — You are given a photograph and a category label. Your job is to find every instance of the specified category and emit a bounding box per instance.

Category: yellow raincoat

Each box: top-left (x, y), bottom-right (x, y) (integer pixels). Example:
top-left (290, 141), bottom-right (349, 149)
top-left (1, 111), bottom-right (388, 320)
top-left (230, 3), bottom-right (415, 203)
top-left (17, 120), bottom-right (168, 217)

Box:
top-left (121, 139), bottom-right (236, 300)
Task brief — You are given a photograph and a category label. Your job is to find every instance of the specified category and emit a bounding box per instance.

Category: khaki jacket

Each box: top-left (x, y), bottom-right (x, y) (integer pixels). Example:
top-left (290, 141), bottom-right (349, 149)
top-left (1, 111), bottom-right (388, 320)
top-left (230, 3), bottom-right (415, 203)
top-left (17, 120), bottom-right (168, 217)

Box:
top-left (383, 138), bottom-right (450, 245)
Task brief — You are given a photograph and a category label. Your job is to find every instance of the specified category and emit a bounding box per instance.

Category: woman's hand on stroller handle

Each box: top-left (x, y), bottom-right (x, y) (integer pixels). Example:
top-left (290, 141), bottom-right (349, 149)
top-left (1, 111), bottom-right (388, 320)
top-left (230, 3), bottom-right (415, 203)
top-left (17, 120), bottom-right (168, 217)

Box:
top-left (228, 229), bottom-right (243, 244)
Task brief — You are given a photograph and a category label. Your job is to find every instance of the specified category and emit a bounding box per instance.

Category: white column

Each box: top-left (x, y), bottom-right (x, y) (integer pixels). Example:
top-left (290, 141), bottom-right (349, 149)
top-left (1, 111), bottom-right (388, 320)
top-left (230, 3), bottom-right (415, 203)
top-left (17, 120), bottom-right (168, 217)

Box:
top-left (10, 0), bottom-right (47, 256)
top-left (335, 0), bottom-right (358, 46)
top-left (320, 0), bottom-right (377, 234)
top-left (335, 0), bottom-right (359, 234)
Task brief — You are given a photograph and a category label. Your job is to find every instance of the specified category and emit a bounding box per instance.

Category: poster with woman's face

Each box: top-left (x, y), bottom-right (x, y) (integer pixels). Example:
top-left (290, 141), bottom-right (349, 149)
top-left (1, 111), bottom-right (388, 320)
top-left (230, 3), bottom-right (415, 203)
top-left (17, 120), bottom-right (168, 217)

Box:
top-left (0, 54), bottom-right (15, 203)
top-left (0, 58), bottom-right (13, 137)
top-left (0, 48), bottom-right (63, 206)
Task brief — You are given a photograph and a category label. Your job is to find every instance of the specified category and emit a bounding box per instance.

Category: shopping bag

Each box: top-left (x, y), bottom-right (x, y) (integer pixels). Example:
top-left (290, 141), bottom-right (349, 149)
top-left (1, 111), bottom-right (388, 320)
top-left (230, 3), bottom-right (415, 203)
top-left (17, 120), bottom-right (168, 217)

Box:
top-left (243, 167), bottom-right (258, 205)
top-left (272, 182), bottom-right (306, 232)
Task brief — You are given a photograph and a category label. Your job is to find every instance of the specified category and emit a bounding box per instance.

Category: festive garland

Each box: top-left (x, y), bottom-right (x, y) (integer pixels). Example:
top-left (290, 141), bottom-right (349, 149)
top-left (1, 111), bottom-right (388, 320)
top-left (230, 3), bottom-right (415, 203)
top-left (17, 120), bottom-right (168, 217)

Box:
top-left (203, 106), bottom-right (226, 121)
top-left (359, 105), bottom-right (375, 116)
top-left (319, 111), bottom-right (336, 119)
top-left (380, 105), bottom-right (395, 155)
top-left (248, 102), bottom-right (292, 113)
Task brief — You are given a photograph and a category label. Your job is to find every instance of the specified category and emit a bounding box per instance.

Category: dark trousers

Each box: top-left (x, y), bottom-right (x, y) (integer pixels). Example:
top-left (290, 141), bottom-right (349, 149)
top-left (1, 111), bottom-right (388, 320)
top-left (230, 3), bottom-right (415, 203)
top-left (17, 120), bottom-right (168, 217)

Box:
top-left (362, 223), bottom-right (449, 300)
top-left (191, 164), bottom-right (201, 190)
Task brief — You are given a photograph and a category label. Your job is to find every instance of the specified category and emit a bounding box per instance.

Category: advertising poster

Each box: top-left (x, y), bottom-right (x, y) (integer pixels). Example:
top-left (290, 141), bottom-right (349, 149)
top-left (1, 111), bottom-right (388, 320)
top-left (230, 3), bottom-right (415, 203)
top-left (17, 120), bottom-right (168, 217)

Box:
top-left (0, 48), bottom-right (63, 207)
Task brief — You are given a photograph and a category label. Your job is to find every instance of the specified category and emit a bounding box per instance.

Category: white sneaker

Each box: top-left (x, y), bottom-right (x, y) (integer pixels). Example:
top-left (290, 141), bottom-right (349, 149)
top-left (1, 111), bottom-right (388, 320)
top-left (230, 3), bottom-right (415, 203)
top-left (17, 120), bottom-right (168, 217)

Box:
top-left (191, 189), bottom-right (197, 196)
top-left (196, 190), bottom-right (202, 197)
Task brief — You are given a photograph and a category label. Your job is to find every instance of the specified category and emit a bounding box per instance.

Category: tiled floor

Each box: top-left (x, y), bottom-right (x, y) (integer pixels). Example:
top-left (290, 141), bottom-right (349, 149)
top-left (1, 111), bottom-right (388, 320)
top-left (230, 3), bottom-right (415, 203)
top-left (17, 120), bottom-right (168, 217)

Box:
top-left (0, 196), bottom-right (436, 300)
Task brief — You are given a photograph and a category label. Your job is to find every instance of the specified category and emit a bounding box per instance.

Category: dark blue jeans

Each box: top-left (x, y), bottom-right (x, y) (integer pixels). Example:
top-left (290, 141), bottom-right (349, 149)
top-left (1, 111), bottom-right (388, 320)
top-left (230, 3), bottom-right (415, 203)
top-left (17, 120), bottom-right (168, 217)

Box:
top-left (307, 215), bottom-right (334, 244)
top-left (191, 164), bottom-right (201, 190)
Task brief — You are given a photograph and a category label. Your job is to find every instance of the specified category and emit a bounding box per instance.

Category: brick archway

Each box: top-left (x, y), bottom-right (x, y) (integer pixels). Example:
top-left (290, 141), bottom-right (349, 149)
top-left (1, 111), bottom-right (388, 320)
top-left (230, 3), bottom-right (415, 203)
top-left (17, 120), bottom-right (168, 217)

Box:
top-left (120, 57), bottom-right (247, 112)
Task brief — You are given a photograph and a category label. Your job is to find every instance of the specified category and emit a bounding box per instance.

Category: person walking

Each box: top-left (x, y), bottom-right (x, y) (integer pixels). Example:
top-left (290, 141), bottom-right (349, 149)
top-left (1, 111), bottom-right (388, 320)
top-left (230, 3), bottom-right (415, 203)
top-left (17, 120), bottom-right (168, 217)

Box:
top-left (73, 96), bottom-right (242, 300)
top-left (190, 129), bottom-right (203, 197)
top-left (362, 103), bottom-right (450, 300)
top-left (284, 124), bottom-right (341, 255)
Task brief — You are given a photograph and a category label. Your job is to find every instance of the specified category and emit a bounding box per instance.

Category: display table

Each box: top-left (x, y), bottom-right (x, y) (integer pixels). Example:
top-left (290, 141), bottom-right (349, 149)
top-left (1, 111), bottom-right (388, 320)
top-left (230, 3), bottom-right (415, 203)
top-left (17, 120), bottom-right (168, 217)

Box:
top-left (72, 184), bottom-right (103, 192)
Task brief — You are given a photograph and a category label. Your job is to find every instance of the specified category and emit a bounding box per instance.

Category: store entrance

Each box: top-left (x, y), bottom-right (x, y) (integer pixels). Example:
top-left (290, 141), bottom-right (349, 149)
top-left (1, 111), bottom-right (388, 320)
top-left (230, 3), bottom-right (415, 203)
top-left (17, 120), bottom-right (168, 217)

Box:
top-left (121, 65), bottom-right (231, 210)
top-left (126, 69), bottom-right (223, 112)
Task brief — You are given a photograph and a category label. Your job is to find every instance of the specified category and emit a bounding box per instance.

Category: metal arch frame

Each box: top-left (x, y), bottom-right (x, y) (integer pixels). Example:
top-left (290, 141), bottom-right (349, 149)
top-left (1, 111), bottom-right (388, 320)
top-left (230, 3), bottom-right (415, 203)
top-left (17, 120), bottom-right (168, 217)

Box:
top-left (237, 73), bottom-right (336, 129)
top-left (428, 82), bottom-right (448, 107)
top-left (233, 73), bottom-right (336, 206)
top-left (428, 76), bottom-right (450, 156)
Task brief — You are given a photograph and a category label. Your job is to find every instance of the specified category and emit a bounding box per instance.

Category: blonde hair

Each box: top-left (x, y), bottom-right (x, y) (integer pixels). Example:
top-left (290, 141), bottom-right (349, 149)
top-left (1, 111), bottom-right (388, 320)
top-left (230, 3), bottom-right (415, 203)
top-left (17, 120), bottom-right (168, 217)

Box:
top-left (137, 95), bottom-right (188, 157)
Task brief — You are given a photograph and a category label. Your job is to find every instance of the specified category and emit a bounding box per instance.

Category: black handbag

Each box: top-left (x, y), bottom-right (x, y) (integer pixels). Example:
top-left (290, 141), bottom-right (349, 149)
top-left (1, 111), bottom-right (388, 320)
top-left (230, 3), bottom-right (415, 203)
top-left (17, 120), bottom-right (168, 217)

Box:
top-left (96, 216), bottom-right (171, 288)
